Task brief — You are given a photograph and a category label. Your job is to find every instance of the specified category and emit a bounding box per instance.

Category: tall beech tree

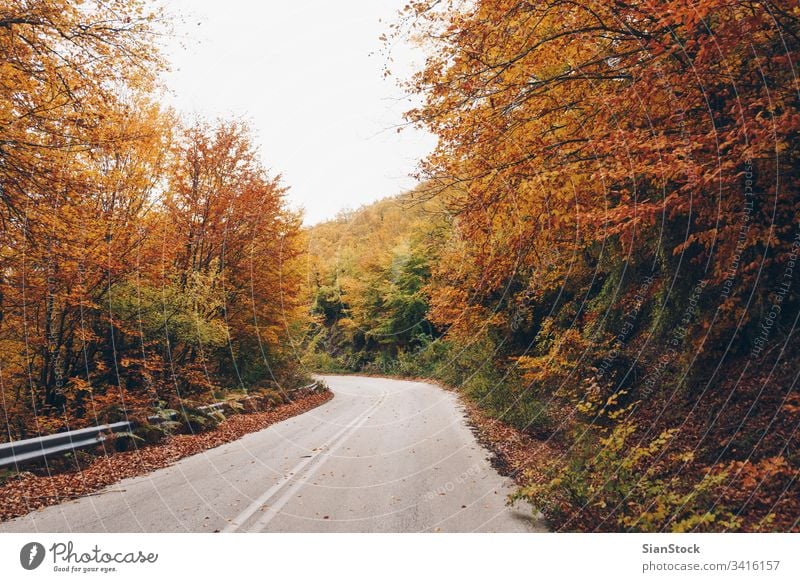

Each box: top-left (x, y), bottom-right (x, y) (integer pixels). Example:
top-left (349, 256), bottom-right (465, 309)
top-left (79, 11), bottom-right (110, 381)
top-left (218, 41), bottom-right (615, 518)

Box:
top-left (160, 120), bottom-right (304, 390)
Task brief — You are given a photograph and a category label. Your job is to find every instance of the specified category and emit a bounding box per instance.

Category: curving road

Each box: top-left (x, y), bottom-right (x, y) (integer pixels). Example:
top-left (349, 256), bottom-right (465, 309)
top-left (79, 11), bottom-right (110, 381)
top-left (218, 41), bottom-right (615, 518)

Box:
top-left (0, 376), bottom-right (545, 533)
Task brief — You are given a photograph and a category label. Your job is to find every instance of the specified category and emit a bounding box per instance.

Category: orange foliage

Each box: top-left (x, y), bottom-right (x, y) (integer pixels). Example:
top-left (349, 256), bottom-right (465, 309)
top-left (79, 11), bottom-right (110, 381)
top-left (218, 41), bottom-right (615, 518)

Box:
top-left (0, 2), bottom-right (305, 439)
top-left (402, 0), bottom-right (799, 342)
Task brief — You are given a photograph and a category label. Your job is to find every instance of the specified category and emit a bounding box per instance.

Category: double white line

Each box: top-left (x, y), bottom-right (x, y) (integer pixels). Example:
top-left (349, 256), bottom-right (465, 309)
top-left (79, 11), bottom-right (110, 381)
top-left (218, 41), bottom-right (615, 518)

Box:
top-left (223, 392), bottom-right (385, 532)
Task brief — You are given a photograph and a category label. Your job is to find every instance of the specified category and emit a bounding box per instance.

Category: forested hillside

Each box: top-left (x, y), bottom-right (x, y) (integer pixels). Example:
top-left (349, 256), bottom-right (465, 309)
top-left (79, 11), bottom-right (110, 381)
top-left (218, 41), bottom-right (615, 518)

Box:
top-left (305, 191), bottom-right (444, 372)
top-left (1, 0), bottom-right (797, 535)
top-left (0, 1), bottom-right (307, 441)
top-left (305, 0), bottom-right (800, 531)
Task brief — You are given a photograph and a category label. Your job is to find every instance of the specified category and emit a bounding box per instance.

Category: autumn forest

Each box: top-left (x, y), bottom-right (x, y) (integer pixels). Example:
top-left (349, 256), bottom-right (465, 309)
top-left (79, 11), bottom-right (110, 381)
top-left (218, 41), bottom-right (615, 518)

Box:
top-left (2, 0), bottom-right (799, 532)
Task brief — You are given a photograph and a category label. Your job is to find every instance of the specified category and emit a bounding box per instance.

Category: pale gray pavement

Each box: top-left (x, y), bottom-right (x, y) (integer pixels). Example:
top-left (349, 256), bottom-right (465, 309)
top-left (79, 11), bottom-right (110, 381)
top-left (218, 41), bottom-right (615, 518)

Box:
top-left (0, 375), bottom-right (546, 532)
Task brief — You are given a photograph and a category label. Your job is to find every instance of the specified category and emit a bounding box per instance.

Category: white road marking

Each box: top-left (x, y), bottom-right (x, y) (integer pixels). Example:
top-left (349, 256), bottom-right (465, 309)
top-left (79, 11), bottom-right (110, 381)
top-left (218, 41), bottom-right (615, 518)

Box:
top-left (223, 391), bottom-right (385, 532)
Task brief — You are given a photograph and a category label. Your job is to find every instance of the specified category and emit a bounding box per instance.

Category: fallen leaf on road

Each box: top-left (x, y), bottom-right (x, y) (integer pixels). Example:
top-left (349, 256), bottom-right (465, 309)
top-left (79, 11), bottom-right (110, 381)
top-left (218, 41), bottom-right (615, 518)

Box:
top-left (0, 391), bottom-right (333, 523)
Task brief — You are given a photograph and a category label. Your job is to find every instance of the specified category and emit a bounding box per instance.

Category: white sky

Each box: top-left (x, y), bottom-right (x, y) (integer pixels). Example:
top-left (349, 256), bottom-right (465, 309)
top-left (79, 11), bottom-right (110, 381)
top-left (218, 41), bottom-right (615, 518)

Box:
top-left (159, 1), bottom-right (436, 225)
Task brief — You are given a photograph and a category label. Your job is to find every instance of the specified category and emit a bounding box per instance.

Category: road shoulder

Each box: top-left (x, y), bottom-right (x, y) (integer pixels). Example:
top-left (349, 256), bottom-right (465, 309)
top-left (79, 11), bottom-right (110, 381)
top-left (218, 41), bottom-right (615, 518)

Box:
top-left (0, 389), bottom-right (333, 523)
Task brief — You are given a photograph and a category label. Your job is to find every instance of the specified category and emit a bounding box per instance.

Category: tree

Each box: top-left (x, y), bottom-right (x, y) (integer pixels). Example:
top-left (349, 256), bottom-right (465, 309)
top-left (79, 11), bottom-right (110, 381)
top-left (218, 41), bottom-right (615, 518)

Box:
top-left (0, 4), bottom-right (306, 437)
top-left (0, 0), bottom-right (166, 433)
top-left (401, 0), bottom-right (800, 365)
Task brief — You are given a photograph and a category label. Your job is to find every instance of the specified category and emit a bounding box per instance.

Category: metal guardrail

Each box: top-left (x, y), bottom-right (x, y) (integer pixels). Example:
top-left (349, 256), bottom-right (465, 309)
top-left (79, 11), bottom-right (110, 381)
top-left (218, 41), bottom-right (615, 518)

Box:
top-left (0, 381), bottom-right (324, 470)
top-left (0, 421), bottom-right (131, 470)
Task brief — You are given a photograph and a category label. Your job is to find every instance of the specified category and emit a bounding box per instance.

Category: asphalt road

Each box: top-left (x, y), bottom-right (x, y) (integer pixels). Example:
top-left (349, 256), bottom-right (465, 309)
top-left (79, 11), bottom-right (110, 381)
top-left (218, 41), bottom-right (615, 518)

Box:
top-left (0, 375), bottom-right (545, 532)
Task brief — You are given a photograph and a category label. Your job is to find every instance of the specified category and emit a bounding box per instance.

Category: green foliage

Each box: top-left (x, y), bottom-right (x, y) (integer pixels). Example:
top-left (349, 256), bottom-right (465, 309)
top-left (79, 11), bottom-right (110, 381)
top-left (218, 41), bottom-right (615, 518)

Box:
top-left (361, 247), bottom-right (434, 351)
top-left (311, 285), bottom-right (347, 325)
top-left (178, 407), bottom-right (224, 434)
top-left (514, 419), bottom-right (743, 532)
top-left (301, 350), bottom-right (352, 373)
top-left (304, 190), bottom-right (448, 369)
top-left (133, 422), bottom-right (170, 445)
top-left (109, 271), bottom-right (229, 353)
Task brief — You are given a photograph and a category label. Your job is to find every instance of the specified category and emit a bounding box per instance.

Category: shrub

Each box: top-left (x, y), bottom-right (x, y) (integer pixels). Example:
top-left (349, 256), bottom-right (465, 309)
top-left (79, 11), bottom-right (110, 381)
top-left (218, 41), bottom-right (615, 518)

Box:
top-left (112, 431), bottom-right (145, 452)
top-left (514, 418), bottom-right (743, 532)
top-left (133, 423), bottom-right (170, 445)
top-left (178, 407), bottom-right (224, 434)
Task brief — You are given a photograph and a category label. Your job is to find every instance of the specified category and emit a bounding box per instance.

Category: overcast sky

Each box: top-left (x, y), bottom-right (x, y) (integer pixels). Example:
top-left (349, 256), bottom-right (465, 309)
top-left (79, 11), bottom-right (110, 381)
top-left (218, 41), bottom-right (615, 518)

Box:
top-left (159, 1), bottom-right (435, 225)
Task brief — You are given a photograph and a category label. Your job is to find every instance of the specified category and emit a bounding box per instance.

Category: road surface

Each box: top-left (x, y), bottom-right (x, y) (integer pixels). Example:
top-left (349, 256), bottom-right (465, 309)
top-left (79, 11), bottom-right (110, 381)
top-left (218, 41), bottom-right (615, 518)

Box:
top-left (0, 375), bottom-right (545, 532)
